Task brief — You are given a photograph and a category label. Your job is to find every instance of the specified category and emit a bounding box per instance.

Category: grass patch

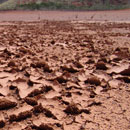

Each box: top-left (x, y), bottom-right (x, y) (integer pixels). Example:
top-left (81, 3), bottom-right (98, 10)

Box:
top-left (0, 0), bottom-right (17, 10)
top-left (18, 2), bottom-right (77, 10)
top-left (0, 0), bottom-right (130, 11)
top-left (88, 3), bottom-right (130, 11)
top-left (17, 1), bottom-right (130, 11)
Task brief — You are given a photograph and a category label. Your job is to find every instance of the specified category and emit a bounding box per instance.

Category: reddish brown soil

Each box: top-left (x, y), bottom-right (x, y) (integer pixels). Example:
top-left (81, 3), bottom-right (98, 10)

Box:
top-left (0, 10), bottom-right (130, 21)
top-left (0, 14), bottom-right (130, 130)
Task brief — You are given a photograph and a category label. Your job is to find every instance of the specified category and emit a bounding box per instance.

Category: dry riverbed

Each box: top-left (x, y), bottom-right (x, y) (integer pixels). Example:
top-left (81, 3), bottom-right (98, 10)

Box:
top-left (0, 12), bottom-right (130, 130)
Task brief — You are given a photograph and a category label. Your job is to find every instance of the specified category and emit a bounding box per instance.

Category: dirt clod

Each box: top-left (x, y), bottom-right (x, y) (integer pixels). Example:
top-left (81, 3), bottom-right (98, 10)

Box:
top-left (0, 99), bottom-right (17, 110)
top-left (17, 111), bottom-right (32, 121)
top-left (9, 111), bottom-right (32, 122)
top-left (8, 60), bottom-right (16, 67)
top-left (33, 104), bottom-right (44, 113)
top-left (86, 77), bottom-right (101, 86)
top-left (0, 120), bottom-right (5, 128)
top-left (24, 97), bottom-right (38, 106)
top-left (96, 61), bottom-right (108, 70)
top-left (64, 103), bottom-right (80, 115)
top-left (39, 123), bottom-right (54, 130)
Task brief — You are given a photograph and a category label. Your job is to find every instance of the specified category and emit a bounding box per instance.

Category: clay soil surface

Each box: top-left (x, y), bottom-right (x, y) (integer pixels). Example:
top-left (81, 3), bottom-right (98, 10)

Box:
top-left (0, 10), bottom-right (130, 130)
top-left (0, 10), bottom-right (130, 21)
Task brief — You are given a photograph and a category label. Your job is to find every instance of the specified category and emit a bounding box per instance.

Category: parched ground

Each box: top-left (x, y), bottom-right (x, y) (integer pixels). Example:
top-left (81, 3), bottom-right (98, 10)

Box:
top-left (0, 10), bottom-right (130, 21)
top-left (0, 19), bottom-right (130, 130)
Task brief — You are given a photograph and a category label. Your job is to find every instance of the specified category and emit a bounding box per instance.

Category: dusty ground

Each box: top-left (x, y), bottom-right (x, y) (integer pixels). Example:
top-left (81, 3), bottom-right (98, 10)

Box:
top-left (0, 10), bottom-right (130, 130)
top-left (0, 10), bottom-right (130, 21)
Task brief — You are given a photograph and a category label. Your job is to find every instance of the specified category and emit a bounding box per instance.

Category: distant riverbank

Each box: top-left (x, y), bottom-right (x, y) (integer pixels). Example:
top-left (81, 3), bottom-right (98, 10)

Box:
top-left (0, 0), bottom-right (130, 11)
top-left (0, 10), bottom-right (130, 22)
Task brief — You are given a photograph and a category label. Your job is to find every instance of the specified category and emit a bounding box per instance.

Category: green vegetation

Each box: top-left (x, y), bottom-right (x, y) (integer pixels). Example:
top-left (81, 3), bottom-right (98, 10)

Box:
top-left (0, 0), bottom-right (130, 11)
top-left (86, 3), bottom-right (130, 11)
top-left (18, 2), bottom-right (81, 10)
top-left (17, 1), bottom-right (130, 11)
top-left (0, 0), bottom-right (17, 10)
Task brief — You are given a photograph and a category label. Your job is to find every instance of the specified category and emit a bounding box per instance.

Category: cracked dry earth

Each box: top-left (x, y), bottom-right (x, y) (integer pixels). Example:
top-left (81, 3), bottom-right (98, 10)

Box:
top-left (0, 21), bottom-right (130, 130)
